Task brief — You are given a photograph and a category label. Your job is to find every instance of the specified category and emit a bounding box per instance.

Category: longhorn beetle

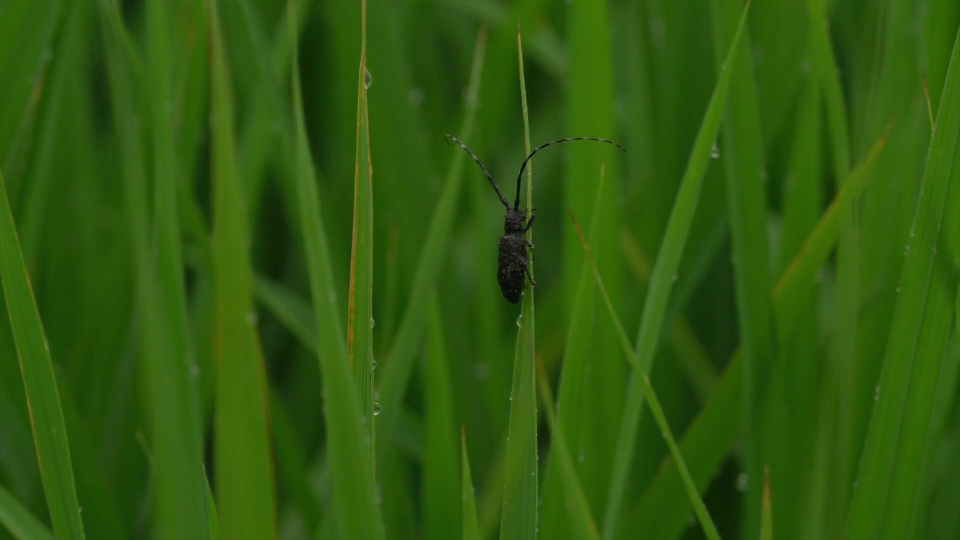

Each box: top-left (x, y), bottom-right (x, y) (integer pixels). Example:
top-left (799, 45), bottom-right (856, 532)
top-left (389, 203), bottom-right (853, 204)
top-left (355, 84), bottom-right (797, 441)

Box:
top-left (444, 134), bottom-right (624, 304)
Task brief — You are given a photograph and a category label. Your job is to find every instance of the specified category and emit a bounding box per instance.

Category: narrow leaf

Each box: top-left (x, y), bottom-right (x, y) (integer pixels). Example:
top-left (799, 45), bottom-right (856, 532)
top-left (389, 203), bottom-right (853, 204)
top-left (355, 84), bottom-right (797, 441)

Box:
top-left (289, 2), bottom-right (384, 538)
top-left (0, 172), bottom-right (85, 539)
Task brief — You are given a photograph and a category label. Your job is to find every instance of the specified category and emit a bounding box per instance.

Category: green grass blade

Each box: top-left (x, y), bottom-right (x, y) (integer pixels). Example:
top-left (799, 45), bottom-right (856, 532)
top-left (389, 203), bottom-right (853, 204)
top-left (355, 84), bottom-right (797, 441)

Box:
top-left (422, 293), bottom-right (460, 540)
top-left (0, 483), bottom-right (54, 540)
top-left (628, 129), bottom-right (890, 540)
top-left (536, 357), bottom-right (600, 540)
top-left (145, 0), bottom-right (209, 535)
top-left (603, 2), bottom-right (751, 535)
top-left (208, 1), bottom-right (277, 536)
top-left (461, 428), bottom-right (481, 540)
top-left (846, 27), bottom-right (960, 540)
top-left (540, 162), bottom-right (608, 540)
top-left (563, 0), bottom-right (623, 524)
top-left (569, 210), bottom-right (719, 540)
top-left (541, 163), bottom-right (609, 540)
top-left (499, 20), bottom-right (539, 540)
top-left (348, 0), bottom-right (376, 444)
top-left (0, 171), bottom-right (84, 538)
top-left (805, 1), bottom-right (858, 523)
top-left (289, 3), bottom-right (384, 538)
top-left (253, 275), bottom-right (319, 356)
top-left (710, 2), bottom-right (774, 534)
top-left (376, 26), bottom-right (487, 451)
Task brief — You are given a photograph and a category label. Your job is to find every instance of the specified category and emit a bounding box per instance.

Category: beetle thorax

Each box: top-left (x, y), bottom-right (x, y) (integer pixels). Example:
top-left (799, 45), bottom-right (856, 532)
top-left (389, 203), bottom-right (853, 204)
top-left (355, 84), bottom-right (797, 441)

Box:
top-left (504, 207), bottom-right (527, 234)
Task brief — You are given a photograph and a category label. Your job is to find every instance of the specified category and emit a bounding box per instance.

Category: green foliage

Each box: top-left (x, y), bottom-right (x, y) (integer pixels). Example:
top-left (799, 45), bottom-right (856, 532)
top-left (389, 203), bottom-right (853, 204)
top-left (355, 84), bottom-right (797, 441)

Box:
top-left (0, 2), bottom-right (958, 540)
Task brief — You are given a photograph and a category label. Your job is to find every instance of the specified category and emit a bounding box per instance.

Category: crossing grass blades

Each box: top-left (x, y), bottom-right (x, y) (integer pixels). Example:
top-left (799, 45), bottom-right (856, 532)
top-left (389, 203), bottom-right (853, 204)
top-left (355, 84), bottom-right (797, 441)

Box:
top-left (444, 134), bottom-right (624, 303)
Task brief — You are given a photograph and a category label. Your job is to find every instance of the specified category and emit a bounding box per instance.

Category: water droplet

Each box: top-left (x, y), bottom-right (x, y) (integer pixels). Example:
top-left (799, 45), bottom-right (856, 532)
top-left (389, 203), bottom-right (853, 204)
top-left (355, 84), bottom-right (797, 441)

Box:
top-left (578, 451), bottom-right (585, 462)
top-left (364, 68), bottom-right (372, 89)
top-left (509, 392), bottom-right (514, 401)
top-left (246, 310), bottom-right (258, 326)
top-left (78, 506), bottom-right (83, 513)
top-left (531, 471), bottom-right (535, 476)
top-left (373, 402), bottom-right (381, 416)
top-left (44, 339), bottom-right (50, 353)
top-left (372, 359), bottom-right (377, 369)
top-left (711, 142), bottom-right (720, 159)
top-left (736, 472), bottom-right (749, 492)
top-left (516, 315), bottom-right (523, 327)
top-left (407, 87), bottom-right (424, 107)
top-left (904, 245), bottom-right (910, 255)
top-left (368, 317), bottom-right (376, 328)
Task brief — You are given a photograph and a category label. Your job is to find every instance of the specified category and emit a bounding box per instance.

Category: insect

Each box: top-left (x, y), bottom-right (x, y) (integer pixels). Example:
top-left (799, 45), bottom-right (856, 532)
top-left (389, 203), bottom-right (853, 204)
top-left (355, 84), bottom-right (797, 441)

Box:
top-left (444, 134), bottom-right (624, 303)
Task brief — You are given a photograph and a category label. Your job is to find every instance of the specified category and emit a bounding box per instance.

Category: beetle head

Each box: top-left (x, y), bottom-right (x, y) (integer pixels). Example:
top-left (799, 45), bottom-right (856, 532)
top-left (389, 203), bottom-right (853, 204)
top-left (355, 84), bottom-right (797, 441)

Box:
top-left (504, 207), bottom-right (527, 234)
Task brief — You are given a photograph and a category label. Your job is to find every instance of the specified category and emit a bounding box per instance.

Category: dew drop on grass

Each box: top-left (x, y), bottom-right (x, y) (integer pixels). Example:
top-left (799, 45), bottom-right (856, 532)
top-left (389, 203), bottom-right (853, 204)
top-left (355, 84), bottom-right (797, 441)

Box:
top-left (711, 142), bottom-right (720, 159)
top-left (904, 245), bottom-right (910, 255)
top-left (874, 384), bottom-right (881, 401)
top-left (373, 402), bottom-right (381, 416)
top-left (516, 314), bottom-right (523, 327)
top-left (369, 317), bottom-right (376, 328)
top-left (372, 359), bottom-right (377, 369)
top-left (736, 472), bottom-right (749, 492)
top-left (364, 68), bottom-right (372, 89)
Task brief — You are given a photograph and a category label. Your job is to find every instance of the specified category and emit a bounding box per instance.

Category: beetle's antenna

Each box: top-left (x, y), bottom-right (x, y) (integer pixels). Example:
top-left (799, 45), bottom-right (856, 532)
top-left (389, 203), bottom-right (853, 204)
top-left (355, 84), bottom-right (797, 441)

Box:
top-left (444, 133), bottom-right (510, 208)
top-left (514, 138), bottom-right (624, 208)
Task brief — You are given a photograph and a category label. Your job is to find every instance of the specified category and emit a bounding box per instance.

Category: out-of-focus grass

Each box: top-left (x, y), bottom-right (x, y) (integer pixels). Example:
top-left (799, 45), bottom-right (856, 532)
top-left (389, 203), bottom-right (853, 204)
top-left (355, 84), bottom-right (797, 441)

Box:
top-left (0, 2), bottom-right (958, 540)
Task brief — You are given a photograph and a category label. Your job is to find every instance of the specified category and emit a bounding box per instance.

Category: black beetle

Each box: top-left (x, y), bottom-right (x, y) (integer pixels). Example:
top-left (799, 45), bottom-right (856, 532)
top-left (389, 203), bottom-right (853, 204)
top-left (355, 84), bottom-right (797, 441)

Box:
top-left (444, 134), bottom-right (624, 303)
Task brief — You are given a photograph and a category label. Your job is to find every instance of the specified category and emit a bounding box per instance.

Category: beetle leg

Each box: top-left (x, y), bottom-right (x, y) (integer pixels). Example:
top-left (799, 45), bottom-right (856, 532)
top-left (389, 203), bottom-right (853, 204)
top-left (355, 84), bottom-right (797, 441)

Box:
top-left (525, 239), bottom-right (535, 249)
top-left (524, 214), bottom-right (536, 232)
top-left (525, 265), bottom-right (537, 288)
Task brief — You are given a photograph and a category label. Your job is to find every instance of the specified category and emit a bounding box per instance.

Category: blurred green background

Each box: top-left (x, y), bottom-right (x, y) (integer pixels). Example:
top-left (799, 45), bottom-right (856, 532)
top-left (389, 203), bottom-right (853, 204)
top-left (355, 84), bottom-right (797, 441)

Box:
top-left (1, 0), bottom-right (959, 539)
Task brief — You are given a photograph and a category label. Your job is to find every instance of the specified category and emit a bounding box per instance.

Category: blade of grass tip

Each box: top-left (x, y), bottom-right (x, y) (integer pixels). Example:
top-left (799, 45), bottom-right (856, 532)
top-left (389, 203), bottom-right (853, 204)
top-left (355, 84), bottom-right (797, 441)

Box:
top-left (709, 2), bottom-right (774, 535)
top-left (348, 0), bottom-right (376, 446)
top-left (847, 28), bottom-right (960, 540)
top-left (569, 210), bottom-right (719, 540)
top-left (145, 0), bottom-right (209, 536)
top-left (422, 293), bottom-right (460, 540)
top-left (540, 162), bottom-right (607, 540)
top-left (627, 126), bottom-right (891, 540)
top-left (461, 427), bottom-right (481, 540)
top-left (760, 465), bottom-right (773, 540)
top-left (288, 2), bottom-right (384, 538)
top-left (208, 1), bottom-right (277, 537)
top-left (375, 25), bottom-right (487, 457)
top-left (499, 18), bottom-right (538, 540)
top-left (602, 2), bottom-right (751, 536)
top-left (0, 483), bottom-right (55, 540)
top-left (535, 356), bottom-right (600, 540)
top-left (0, 169), bottom-right (84, 539)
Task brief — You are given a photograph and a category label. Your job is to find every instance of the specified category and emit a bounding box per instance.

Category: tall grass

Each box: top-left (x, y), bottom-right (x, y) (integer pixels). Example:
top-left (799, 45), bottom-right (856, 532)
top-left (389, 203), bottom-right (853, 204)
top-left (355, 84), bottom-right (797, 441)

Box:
top-left (0, 2), bottom-right (958, 540)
